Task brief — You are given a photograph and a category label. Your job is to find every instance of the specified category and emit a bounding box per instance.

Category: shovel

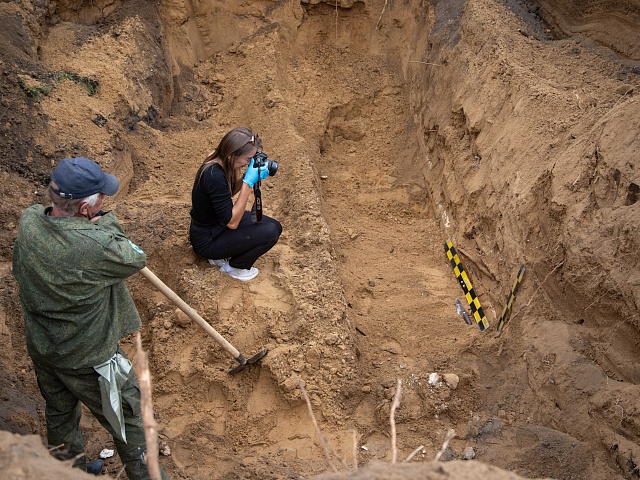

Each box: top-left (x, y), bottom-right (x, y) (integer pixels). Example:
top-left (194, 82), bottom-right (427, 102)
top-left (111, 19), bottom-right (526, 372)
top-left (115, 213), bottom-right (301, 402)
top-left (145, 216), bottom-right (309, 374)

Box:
top-left (139, 267), bottom-right (267, 374)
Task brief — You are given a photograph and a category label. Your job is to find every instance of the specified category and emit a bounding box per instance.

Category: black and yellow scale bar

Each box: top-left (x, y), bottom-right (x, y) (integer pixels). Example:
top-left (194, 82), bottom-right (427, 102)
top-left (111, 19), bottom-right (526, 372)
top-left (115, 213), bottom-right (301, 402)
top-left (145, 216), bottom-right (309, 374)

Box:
top-left (496, 265), bottom-right (526, 333)
top-left (444, 240), bottom-right (489, 331)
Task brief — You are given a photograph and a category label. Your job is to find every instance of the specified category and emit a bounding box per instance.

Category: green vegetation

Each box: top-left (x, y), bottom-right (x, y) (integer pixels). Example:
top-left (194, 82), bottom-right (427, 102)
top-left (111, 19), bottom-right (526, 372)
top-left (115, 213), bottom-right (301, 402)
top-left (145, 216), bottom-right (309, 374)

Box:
top-left (18, 70), bottom-right (99, 101)
top-left (53, 71), bottom-right (99, 96)
top-left (17, 75), bottom-right (51, 100)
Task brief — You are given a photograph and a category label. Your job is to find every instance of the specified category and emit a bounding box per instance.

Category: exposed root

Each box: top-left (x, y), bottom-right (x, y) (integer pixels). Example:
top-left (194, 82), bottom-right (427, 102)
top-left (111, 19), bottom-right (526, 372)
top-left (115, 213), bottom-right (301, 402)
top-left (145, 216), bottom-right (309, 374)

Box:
top-left (135, 333), bottom-right (162, 480)
top-left (404, 444), bottom-right (425, 462)
top-left (390, 378), bottom-right (402, 463)
top-left (294, 373), bottom-right (349, 472)
top-left (375, 0), bottom-right (388, 30)
top-left (434, 429), bottom-right (456, 462)
top-left (508, 260), bottom-right (565, 325)
top-left (352, 430), bottom-right (358, 470)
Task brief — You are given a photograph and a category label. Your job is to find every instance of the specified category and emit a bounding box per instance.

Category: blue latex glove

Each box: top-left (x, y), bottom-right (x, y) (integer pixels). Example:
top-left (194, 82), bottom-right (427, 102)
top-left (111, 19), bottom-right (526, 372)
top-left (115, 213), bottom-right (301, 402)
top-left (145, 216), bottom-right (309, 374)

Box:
top-left (242, 158), bottom-right (270, 187)
top-left (258, 164), bottom-right (270, 182)
top-left (242, 158), bottom-right (260, 187)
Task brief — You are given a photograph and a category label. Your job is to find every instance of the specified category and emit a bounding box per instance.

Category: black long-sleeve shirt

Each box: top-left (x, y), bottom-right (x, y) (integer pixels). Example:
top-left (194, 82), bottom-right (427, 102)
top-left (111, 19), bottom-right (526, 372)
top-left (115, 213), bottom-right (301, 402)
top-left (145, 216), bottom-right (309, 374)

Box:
top-left (190, 163), bottom-right (234, 238)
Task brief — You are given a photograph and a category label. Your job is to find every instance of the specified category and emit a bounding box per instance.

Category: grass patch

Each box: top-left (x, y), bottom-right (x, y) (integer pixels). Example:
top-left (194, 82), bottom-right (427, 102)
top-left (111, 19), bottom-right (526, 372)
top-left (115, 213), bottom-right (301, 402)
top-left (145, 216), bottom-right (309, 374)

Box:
top-left (53, 71), bottom-right (99, 96)
top-left (18, 70), bottom-right (100, 101)
top-left (18, 75), bottom-right (51, 101)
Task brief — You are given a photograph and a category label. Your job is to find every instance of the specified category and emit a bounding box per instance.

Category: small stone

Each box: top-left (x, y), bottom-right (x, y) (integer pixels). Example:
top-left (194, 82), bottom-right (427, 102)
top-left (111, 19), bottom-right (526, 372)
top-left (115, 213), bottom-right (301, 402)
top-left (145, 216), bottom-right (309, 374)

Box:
top-left (428, 373), bottom-right (440, 386)
top-left (479, 418), bottom-right (503, 437)
top-left (461, 446), bottom-right (475, 460)
top-left (439, 446), bottom-right (457, 462)
top-left (174, 309), bottom-right (191, 327)
top-left (444, 373), bottom-right (459, 390)
top-left (381, 342), bottom-right (400, 355)
top-left (282, 376), bottom-right (300, 391)
top-left (361, 385), bottom-right (371, 393)
top-left (466, 420), bottom-right (480, 439)
top-left (324, 333), bottom-right (340, 345)
top-left (99, 449), bottom-right (114, 459)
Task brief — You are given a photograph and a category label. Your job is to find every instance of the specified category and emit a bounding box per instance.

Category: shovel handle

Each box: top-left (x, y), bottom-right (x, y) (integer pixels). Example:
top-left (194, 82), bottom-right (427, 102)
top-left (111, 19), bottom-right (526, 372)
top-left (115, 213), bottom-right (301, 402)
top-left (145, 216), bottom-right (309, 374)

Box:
top-left (139, 267), bottom-right (243, 362)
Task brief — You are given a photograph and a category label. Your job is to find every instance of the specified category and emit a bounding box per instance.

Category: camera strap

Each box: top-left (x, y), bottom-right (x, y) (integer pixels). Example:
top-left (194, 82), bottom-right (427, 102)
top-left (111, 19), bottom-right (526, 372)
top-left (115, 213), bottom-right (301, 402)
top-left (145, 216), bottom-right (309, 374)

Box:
top-left (251, 182), bottom-right (263, 223)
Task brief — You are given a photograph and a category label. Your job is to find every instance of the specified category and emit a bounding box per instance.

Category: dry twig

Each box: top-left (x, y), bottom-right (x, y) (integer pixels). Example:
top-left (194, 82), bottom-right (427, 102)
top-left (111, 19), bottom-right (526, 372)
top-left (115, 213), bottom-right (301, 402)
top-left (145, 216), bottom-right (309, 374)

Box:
top-left (335, 0), bottom-right (338, 46)
top-left (404, 444), bottom-right (424, 462)
top-left (63, 452), bottom-right (85, 467)
top-left (509, 260), bottom-right (565, 324)
top-left (390, 379), bottom-right (402, 463)
top-left (294, 373), bottom-right (349, 472)
top-left (115, 464), bottom-right (127, 480)
top-left (135, 333), bottom-right (162, 480)
top-left (352, 430), bottom-right (358, 471)
top-left (375, 0), bottom-right (388, 30)
top-left (434, 429), bottom-right (456, 461)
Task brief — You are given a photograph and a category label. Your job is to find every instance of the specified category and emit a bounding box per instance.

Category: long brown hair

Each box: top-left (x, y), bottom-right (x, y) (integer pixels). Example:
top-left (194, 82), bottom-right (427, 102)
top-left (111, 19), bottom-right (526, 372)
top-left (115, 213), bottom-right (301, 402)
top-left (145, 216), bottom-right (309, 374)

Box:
top-left (196, 127), bottom-right (263, 195)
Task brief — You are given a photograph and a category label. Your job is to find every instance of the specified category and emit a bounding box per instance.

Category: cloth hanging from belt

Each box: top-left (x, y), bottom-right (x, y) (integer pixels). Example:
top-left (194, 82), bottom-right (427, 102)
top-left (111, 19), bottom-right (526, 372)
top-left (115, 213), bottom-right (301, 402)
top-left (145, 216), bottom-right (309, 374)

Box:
top-left (94, 351), bottom-right (132, 443)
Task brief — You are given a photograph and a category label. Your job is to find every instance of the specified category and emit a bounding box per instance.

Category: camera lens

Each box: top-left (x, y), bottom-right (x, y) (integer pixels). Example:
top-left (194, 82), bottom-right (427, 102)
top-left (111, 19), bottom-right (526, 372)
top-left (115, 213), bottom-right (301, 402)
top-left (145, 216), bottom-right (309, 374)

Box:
top-left (267, 160), bottom-right (278, 176)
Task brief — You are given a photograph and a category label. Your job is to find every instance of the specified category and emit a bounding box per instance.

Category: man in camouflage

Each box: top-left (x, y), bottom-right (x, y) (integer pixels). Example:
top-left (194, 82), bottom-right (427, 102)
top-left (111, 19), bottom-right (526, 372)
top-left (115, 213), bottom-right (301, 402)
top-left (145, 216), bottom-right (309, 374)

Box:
top-left (12, 157), bottom-right (168, 479)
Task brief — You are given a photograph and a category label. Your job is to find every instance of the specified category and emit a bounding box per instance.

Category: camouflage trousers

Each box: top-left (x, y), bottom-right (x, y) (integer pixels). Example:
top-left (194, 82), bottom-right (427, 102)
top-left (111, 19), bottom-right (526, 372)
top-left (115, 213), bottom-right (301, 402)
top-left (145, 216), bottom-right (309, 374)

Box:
top-left (32, 350), bottom-right (168, 480)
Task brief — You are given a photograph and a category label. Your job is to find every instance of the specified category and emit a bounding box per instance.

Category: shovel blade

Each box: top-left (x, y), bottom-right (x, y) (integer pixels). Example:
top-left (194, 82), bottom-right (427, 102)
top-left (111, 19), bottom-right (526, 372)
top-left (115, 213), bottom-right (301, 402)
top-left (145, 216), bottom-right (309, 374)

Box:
top-left (227, 349), bottom-right (268, 374)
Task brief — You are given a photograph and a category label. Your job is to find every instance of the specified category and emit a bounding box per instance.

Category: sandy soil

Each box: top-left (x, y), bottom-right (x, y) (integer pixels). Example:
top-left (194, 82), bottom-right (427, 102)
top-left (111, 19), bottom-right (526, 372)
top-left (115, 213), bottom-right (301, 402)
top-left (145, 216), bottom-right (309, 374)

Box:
top-left (0, 0), bottom-right (638, 479)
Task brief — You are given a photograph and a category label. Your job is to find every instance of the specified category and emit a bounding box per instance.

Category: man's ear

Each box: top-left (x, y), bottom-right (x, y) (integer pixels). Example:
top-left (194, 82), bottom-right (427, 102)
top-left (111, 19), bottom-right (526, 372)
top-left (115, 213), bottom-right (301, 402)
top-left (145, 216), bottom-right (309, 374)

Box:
top-left (78, 202), bottom-right (89, 216)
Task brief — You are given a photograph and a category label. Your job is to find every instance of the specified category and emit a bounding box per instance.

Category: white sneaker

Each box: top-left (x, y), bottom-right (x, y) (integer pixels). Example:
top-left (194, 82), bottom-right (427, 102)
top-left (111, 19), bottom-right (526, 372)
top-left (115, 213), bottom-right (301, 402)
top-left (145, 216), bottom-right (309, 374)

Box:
top-left (208, 258), bottom-right (227, 267)
top-left (220, 263), bottom-right (259, 281)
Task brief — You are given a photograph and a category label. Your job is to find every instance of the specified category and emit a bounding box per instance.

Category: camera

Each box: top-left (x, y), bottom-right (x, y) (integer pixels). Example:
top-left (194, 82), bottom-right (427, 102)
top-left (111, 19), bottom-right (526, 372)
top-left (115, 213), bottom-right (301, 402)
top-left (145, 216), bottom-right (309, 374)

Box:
top-left (253, 151), bottom-right (278, 177)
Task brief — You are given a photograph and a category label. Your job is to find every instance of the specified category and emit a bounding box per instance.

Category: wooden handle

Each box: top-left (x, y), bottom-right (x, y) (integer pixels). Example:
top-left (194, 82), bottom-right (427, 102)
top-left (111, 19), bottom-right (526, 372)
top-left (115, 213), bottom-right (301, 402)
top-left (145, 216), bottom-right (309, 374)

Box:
top-left (139, 267), bottom-right (242, 361)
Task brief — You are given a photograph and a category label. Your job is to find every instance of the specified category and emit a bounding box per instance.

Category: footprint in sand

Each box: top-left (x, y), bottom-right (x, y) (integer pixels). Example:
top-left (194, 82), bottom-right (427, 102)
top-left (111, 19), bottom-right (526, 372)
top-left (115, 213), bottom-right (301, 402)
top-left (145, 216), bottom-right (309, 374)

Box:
top-left (157, 381), bottom-right (228, 439)
top-left (217, 260), bottom-right (294, 316)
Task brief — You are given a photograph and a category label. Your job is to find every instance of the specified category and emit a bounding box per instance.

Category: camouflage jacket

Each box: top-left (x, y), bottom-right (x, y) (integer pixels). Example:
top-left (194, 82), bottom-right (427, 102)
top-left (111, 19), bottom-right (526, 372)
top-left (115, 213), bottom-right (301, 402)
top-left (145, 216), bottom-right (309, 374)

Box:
top-left (12, 205), bottom-right (146, 369)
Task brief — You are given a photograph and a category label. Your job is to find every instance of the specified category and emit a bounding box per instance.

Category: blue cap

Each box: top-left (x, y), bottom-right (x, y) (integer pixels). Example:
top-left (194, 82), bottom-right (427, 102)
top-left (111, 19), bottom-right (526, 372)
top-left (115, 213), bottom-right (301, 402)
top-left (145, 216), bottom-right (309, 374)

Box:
top-left (50, 157), bottom-right (119, 199)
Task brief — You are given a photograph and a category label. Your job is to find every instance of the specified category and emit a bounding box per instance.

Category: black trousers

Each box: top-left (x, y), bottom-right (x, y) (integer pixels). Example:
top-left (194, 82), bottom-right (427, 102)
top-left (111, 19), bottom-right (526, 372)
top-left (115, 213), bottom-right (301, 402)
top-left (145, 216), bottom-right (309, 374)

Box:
top-left (190, 211), bottom-right (282, 269)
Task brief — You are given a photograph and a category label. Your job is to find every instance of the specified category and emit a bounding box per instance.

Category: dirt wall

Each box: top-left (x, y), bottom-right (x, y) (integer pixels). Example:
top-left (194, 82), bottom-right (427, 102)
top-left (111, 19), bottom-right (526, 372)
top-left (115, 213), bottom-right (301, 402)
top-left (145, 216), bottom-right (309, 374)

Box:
top-left (408, 0), bottom-right (640, 476)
